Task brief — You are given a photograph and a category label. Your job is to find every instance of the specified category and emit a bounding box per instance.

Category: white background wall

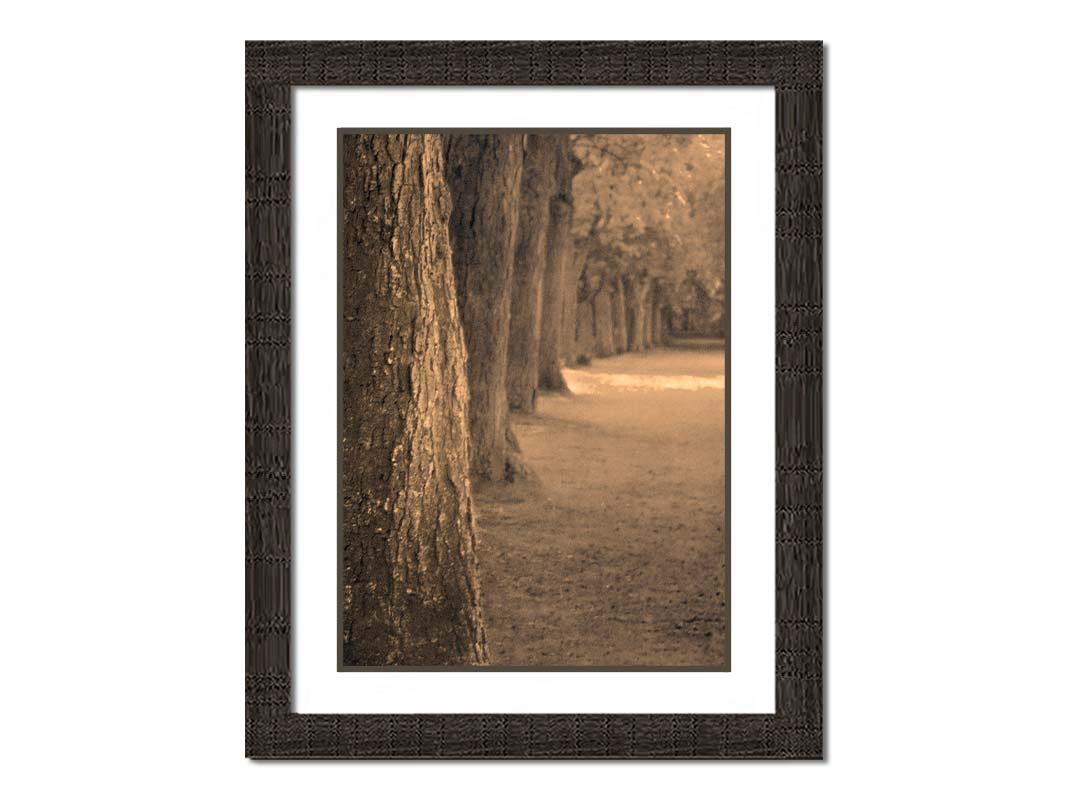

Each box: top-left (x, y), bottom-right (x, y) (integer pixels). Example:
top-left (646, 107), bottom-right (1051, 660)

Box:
top-left (3, 2), bottom-right (1064, 797)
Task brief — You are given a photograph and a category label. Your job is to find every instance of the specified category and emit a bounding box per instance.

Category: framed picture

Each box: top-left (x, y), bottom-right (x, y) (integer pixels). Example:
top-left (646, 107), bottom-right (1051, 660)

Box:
top-left (246, 40), bottom-right (823, 759)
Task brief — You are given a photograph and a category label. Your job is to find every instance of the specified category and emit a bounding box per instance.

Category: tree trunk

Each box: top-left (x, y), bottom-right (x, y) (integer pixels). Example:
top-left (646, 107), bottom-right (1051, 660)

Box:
top-left (592, 278), bottom-right (615, 358)
top-left (650, 282), bottom-right (666, 346)
top-left (641, 286), bottom-right (654, 349)
top-left (538, 140), bottom-right (577, 391)
top-left (611, 276), bottom-right (628, 353)
top-left (575, 297), bottom-right (596, 363)
top-left (624, 274), bottom-right (650, 352)
top-left (341, 133), bottom-right (488, 666)
top-left (443, 134), bottom-right (524, 482)
top-left (560, 248), bottom-right (583, 367)
top-left (507, 135), bottom-right (558, 413)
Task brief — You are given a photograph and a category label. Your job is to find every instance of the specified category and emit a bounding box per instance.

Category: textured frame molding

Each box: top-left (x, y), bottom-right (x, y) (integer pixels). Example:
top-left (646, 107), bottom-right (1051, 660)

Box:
top-left (246, 40), bottom-right (823, 759)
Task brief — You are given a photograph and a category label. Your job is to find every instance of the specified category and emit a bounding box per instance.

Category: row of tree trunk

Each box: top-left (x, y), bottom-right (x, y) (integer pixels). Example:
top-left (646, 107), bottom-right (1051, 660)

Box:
top-left (341, 133), bottom-right (582, 666)
top-left (570, 274), bottom-right (670, 364)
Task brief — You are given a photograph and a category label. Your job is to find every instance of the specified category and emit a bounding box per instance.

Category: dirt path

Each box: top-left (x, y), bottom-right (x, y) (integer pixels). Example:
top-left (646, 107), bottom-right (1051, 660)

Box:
top-left (474, 344), bottom-right (727, 668)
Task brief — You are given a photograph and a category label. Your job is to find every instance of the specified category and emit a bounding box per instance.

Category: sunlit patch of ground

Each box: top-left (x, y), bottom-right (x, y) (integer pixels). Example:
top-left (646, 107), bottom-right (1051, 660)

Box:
top-left (564, 368), bottom-right (725, 394)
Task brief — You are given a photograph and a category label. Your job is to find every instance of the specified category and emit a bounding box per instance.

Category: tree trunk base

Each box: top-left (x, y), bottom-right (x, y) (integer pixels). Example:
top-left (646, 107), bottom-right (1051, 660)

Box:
top-left (538, 366), bottom-right (571, 394)
top-left (504, 423), bottom-right (541, 486)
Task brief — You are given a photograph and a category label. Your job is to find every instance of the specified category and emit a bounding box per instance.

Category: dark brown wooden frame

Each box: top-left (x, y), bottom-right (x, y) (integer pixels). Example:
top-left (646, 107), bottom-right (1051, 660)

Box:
top-left (246, 40), bottom-right (823, 759)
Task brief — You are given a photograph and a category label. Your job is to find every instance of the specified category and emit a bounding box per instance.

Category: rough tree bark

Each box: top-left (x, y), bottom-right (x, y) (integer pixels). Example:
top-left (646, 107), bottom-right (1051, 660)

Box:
top-left (538, 140), bottom-right (578, 391)
top-left (507, 135), bottom-right (558, 413)
top-left (624, 273), bottom-right (650, 352)
top-left (443, 134), bottom-right (524, 482)
top-left (611, 275), bottom-right (629, 354)
top-left (592, 277), bottom-right (615, 358)
top-left (341, 133), bottom-right (488, 667)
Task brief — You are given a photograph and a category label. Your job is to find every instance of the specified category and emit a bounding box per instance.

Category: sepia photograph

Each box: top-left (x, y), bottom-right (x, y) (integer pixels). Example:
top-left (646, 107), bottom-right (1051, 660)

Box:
top-left (339, 130), bottom-right (728, 669)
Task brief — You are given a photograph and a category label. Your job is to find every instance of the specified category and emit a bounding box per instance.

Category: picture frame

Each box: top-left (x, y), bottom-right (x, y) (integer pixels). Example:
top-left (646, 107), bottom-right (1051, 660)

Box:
top-left (246, 40), bottom-right (823, 759)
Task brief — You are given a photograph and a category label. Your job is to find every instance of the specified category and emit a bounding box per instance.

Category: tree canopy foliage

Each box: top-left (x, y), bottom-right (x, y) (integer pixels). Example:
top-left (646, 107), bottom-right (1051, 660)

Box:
top-left (571, 133), bottom-right (726, 308)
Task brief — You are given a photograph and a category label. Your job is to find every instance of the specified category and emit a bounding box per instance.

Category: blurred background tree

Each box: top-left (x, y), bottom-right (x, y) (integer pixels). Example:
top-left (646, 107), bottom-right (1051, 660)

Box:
top-left (571, 133), bottom-right (727, 341)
